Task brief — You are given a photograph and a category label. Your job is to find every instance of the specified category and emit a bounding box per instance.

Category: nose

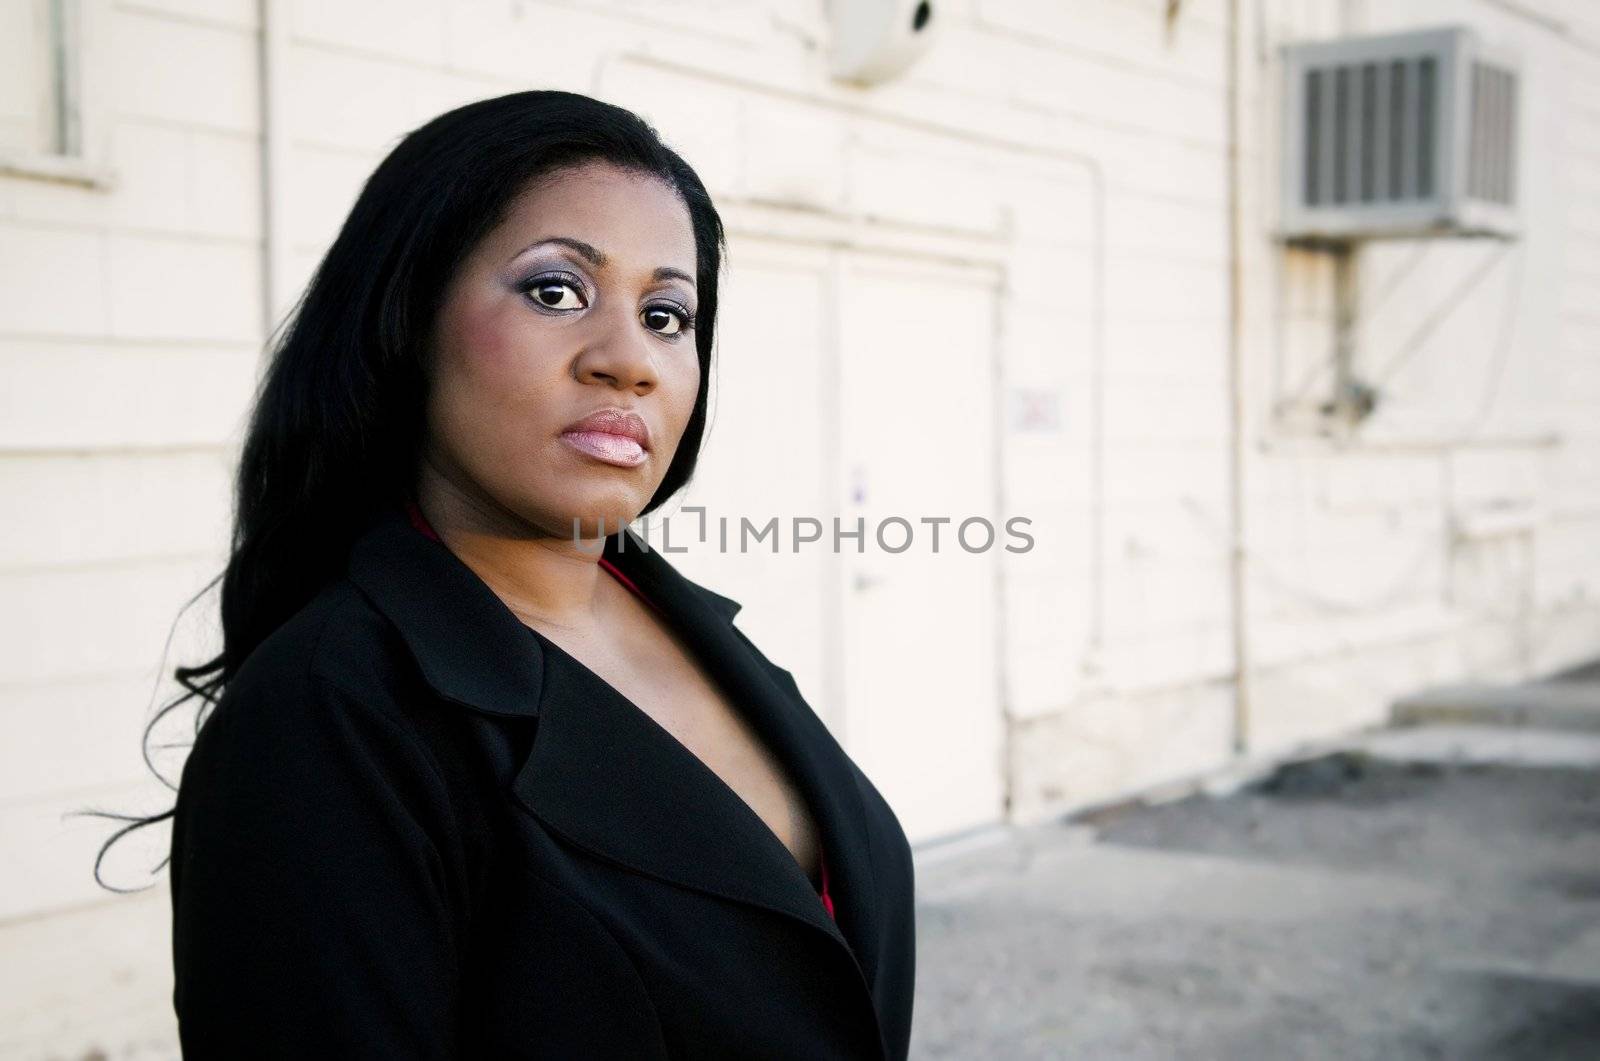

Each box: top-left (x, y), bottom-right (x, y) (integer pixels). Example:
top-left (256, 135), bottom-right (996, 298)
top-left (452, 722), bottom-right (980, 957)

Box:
top-left (571, 303), bottom-right (659, 394)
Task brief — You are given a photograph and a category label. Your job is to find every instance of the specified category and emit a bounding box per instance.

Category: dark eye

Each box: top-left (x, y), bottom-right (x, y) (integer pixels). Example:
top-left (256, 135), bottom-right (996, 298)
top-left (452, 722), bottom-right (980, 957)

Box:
top-left (523, 278), bottom-right (585, 311)
top-left (642, 304), bottom-right (694, 337)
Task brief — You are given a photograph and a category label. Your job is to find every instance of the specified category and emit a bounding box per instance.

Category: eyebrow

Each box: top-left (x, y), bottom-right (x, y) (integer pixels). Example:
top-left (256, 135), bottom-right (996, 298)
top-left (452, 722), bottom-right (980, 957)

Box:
top-left (514, 236), bottom-right (696, 289)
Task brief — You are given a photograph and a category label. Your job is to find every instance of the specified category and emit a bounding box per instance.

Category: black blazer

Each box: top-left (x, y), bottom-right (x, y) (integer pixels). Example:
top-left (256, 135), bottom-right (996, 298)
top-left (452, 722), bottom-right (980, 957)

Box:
top-left (169, 502), bottom-right (917, 1059)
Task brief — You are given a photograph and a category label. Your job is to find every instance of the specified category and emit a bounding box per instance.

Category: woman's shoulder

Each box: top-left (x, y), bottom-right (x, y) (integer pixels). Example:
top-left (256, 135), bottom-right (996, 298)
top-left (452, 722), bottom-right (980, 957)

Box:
top-left (169, 583), bottom-right (477, 1053)
top-left (220, 576), bottom-right (421, 714)
top-left (173, 576), bottom-right (470, 866)
top-left (183, 577), bottom-right (447, 799)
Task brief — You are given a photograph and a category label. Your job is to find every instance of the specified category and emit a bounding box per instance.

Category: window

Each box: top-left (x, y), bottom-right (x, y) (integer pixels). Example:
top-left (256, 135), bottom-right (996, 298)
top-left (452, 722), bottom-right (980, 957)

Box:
top-left (0, 0), bottom-right (112, 187)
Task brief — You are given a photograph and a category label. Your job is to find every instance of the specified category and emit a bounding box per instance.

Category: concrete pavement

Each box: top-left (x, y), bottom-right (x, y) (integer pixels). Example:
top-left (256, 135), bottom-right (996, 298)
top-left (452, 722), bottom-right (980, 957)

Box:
top-left (909, 701), bottom-right (1600, 1059)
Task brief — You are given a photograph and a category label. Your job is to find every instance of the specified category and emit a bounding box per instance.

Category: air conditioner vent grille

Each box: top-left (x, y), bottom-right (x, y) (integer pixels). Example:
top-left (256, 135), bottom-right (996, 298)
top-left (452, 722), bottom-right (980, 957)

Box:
top-left (1468, 61), bottom-right (1517, 206)
top-left (1281, 26), bottom-right (1520, 241)
top-left (1302, 57), bottom-right (1439, 208)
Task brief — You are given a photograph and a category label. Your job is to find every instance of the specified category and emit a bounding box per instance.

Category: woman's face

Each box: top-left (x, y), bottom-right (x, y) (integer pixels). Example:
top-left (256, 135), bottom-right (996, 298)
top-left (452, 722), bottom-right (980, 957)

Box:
top-left (423, 159), bottom-right (702, 540)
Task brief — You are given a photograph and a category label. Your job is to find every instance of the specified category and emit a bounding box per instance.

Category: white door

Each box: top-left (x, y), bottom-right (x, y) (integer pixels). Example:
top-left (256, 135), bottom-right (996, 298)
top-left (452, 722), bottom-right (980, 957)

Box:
top-left (835, 250), bottom-right (1005, 844)
top-left (675, 240), bottom-right (835, 714)
top-left (680, 239), bottom-right (1007, 845)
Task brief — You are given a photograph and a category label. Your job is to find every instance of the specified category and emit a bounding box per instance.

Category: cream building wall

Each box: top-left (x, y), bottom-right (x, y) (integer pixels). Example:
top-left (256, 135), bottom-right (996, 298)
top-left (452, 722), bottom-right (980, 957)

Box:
top-left (1012, 0), bottom-right (1600, 817)
top-left (0, 0), bottom-right (1595, 1054)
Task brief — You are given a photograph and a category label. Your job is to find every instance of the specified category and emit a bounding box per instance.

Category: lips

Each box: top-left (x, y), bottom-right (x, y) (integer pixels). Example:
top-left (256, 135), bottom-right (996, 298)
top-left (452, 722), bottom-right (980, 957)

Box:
top-left (558, 407), bottom-right (652, 468)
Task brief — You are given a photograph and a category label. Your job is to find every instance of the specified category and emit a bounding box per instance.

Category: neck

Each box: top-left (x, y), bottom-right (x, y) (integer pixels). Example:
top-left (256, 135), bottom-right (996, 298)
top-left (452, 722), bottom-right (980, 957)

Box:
top-left (411, 467), bottom-right (623, 635)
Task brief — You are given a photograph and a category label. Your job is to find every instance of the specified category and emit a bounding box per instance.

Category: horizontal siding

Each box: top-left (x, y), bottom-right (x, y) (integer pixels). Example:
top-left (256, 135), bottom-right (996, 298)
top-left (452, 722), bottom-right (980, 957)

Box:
top-left (0, 340), bottom-right (258, 450)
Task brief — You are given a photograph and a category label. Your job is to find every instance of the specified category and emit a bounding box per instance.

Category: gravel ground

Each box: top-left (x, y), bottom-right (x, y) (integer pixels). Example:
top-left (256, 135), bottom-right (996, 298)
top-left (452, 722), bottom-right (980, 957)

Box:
top-left (909, 752), bottom-right (1600, 1060)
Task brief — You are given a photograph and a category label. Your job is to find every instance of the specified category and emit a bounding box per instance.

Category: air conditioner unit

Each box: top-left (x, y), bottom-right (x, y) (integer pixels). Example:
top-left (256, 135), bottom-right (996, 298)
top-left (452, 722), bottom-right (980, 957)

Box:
top-left (1279, 26), bottom-right (1520, 242)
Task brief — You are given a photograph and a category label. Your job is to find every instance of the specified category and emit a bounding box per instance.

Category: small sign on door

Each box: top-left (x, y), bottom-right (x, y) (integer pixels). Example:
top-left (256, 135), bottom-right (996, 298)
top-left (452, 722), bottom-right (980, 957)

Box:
top-left (1009, 387), bottom-right (1062, 433)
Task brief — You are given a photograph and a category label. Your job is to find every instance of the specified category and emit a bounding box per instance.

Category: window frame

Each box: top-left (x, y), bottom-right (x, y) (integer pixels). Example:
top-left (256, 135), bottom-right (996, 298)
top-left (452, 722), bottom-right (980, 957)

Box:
top-left (0, 0), bottom-right (115, 190)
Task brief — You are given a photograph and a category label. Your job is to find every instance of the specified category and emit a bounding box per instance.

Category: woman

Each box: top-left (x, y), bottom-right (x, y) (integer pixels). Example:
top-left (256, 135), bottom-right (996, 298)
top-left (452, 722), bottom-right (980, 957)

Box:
top-left (157, 90), bottom-right (916, 1058)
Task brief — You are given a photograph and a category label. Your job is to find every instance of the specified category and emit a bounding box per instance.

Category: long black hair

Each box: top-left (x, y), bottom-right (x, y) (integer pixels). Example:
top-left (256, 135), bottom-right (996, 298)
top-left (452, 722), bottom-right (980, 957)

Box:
top-left (83, 89), bottom-right (727, 889)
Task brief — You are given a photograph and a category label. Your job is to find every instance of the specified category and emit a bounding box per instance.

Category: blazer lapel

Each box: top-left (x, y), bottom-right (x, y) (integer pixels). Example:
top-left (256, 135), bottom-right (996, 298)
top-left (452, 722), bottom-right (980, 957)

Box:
top-left (344, 505), bottom-right (886, 1007)
top-left (517, 527), bottom-right (885, 974)
top-left (588, 540), bottom-right (889, 985)
top-left (514, 627), bottom-right (848, 943)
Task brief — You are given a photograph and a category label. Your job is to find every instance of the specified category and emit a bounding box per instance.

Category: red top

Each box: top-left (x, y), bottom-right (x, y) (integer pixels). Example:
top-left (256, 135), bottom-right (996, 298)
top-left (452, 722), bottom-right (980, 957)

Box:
top-left (402, 500), bottom-right (836, 921)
